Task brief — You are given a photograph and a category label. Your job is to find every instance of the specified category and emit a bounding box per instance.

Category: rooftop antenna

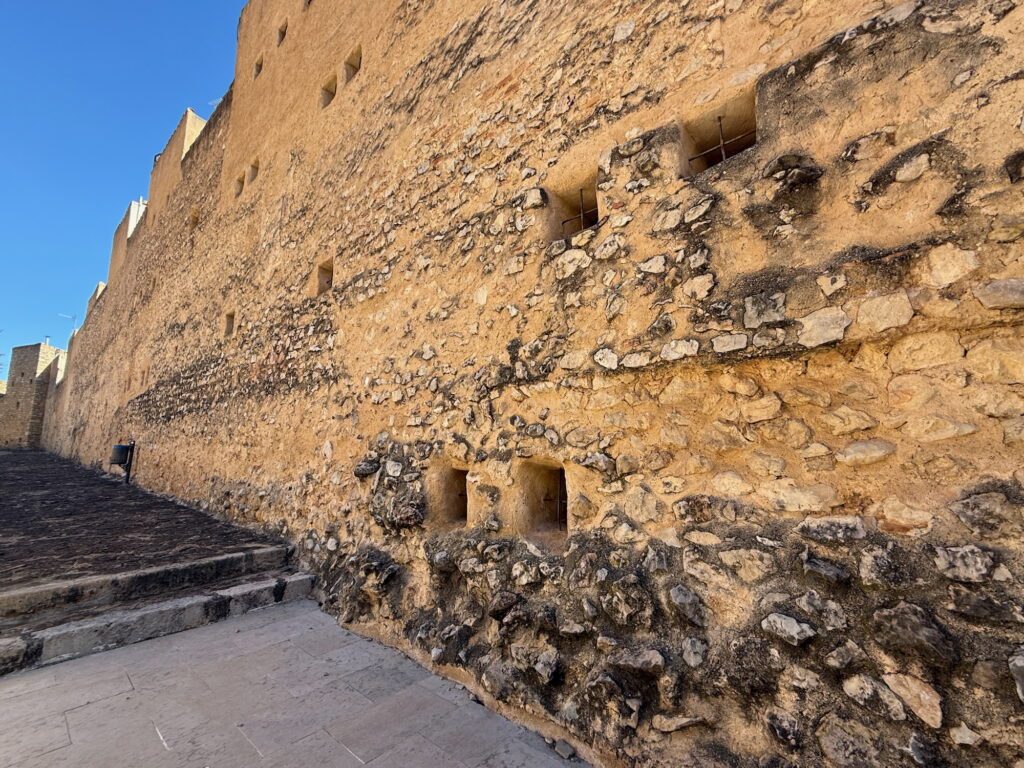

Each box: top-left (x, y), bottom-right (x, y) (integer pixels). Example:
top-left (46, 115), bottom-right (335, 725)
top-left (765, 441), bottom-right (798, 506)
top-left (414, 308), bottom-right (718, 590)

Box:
top-left (58, 313), bottom-right (79, 333)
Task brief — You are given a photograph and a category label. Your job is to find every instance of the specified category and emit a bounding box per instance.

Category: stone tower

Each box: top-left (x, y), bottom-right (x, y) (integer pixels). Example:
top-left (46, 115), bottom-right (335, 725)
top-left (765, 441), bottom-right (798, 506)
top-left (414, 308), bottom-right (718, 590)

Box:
top-left (0, 343), bottom-right (65, 448)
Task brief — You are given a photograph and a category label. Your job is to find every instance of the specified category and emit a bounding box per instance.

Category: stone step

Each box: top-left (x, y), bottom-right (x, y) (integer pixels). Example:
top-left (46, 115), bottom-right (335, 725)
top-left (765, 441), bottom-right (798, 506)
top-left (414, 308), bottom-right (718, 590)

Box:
top-left (0, 572), bottom-right (314, 676)
top-left (0, 545), bottom-right (293, 623)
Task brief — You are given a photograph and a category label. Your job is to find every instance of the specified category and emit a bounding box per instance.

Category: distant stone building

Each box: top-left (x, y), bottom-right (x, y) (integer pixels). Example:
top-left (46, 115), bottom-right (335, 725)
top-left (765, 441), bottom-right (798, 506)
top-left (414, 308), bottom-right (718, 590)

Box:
top-left (0, 343), bottom-right (65, 448)
top-left (13, 0), bottom-right (1024, 765)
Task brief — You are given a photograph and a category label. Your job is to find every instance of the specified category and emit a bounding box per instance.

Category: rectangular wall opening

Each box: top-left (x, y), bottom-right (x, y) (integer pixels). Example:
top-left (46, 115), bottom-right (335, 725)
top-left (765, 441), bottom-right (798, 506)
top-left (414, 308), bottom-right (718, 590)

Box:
top-left (278, 21), bottom-right (288, 45)
top-left (434, 467), bottom-right (469, 526)
top-left (545, 171), bottom-right (599, 242)
top-left (521, 462), bottom-right (568, 548)
top-left (320, 74), bottom-right (338, 108)
top-left (254, 56), bottom-right (264, 79)
top-left (315, 259), bottom-right (334, 295)
top-left (344, 46), bottom-right (362, 83)
top-left (234, 174), bottom-right (244, 197)
top-left (248, 159), bottom-right (260, 183)
top-left (683, 90), bottom-right (757, 175)
top-left (224, 312), bottom-right (235, 338)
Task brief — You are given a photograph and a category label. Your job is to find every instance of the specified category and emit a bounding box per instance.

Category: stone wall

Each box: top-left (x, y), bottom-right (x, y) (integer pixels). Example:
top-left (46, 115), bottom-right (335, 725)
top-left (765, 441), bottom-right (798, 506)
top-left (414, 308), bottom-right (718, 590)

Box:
top-left (41, 1), bottom-right (1024, 765)
top-left (1, 344), bottom-right (64, 448)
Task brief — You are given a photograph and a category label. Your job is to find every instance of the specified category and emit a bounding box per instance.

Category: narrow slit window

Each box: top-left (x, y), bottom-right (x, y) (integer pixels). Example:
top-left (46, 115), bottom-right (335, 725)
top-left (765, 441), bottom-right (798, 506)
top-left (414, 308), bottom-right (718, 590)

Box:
top-left (254, 56), bottom-right (264, 79)
top-left (188, 208), bottom-right (200, 231)
top-left (248, 160), bottom-right (260, 183)
top-left (344, 46), bottom-right (362, 83)
top-left (315, 259), bottom-right (334, 295)
top-left (278, 21), bottom-right (288, 45)
top-left (234, 174), bottom-right (245, 197)
top-left (320, 74), bottom-right (338, 108)
top-left (522, 463), bottom-right (569, 547)
top-left (224, 312), bottom-right (236, 338)
top-left (684, 93), bottom-right (757, 175)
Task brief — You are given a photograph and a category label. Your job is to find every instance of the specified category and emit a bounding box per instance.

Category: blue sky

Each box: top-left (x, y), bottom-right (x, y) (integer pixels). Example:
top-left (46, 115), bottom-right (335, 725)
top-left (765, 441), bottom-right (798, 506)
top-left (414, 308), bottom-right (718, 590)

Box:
top-left (0, 0), bottom-right (246, 378)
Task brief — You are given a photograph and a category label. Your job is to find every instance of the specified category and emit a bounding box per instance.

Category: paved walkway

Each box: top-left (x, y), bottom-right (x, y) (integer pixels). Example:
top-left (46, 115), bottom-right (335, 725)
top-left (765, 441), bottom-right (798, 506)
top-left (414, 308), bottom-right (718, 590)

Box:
top-left (0, 600), bottom-right (582, 768)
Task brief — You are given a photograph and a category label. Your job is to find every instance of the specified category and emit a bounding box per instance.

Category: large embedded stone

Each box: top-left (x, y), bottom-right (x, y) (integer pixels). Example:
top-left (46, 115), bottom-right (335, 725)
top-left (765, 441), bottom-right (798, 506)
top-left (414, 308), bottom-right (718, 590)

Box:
top-left (857, 291), bottom-right (914, 333)
top-left (901, 415), bottom-right (976, 442)
top-left (660, 338), bottom-right (699, 360)
top-left (965, 337), bottom-right (1024, 384)
top-left (760, 480), bottom-right (839, 514)
top-left (720, 549), bottom-right (775, 583)
top-left (740, 394), bottom-right (782, 423)
top-left (949, 492), bottom-right (1018, 537)
top-left (798, 307), bottom-right (851, 348)
top-left (842, 675), bottom-right (906, 721)
top-left (869, 496), bottom-right (933, 535)
top-left (761, 613), bottom-right (817, 646)
top-left (933, 544), bottom-right (995, 582)
top-left (624, 485), bottom-right (662, 523)
top-left (743, 293), bottom-right (786, 328)
top-left (353, 457), bottom-right (381, 478)
top-left (835, 439), bottom-right (896, 466)
top-left (888, 332), bottom-right (964, 372)
top-left (882, 673), bottom-right (943, 728)
top-left (872, 601), bottom-right (956, 664)
top-left (667, 584), bottom-right (706, 628)
top-left (925, 243), bottom-right (978, 287)
top-left (797, 515), bottom-right (866, 543)
top-left (608, 648), bottom-right (665, 675)
top-left (822, 405), bottom-right (878, 435)
top-left (973, 278), bottom-right (1024, 309)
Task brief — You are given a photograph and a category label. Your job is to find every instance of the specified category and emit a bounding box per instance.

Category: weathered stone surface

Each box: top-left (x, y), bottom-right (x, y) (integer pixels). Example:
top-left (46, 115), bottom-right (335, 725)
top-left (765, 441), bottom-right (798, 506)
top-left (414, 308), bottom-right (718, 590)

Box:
top-left (761, 480), bottom-right (839, 513)
top-left (964, 337), bottom-right (1024, 384)
top-left (882, 673), bottom-right (943, 728)
top-left (857, 291), bottom-right (914, 333)
top-left (933, 544), bottom-right (994, 582)
top-left (797, 515), bottom-right (866, 543)
top-left (888, 332), bottom-right (964, 372)
top-left (798, 307), bottom-right (851, 348)
top-left (761, 613), bottom-right (817, 646)
top-left (973, 278), bottom-right (1024, 309)
top-left (835, 439), bottom-right (896, 466)
top-left (872, 602), bottom-right (956, 664)
top-left (925, 243), bottom-right (978, 287)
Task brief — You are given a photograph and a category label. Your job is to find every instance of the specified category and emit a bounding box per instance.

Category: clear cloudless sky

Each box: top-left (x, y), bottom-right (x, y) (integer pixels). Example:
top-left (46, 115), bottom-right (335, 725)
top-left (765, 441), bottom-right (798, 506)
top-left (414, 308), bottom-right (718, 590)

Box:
top-left (0, 0), bottom-right (247, 378)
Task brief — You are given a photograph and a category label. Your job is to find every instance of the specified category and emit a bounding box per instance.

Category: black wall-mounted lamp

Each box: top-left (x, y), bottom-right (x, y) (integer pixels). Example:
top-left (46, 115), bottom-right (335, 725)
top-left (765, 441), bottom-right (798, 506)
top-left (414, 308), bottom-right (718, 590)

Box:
top-left (110, 441), bottom-right (136, 485)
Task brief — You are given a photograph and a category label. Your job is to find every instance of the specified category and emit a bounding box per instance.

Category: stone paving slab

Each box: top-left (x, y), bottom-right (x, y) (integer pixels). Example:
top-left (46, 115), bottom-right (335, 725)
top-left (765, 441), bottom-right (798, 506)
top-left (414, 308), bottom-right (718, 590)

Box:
top-left (0, 450), bottom-right (280, 590)
top-left (0, 600), bottom-right (586, 768)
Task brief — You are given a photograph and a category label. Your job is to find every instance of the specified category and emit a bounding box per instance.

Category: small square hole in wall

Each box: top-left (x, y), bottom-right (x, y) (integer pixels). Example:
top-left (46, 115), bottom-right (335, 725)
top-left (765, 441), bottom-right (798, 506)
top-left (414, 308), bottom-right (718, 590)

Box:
top-left (344, 46), bottom-right (362, 83)
top-left (278, 21), bottom-right (288, 45)
top-left (320, 74), bottom-right (338, 108)
top-left (234, 173), bottom-right (245, 197)
top-left (224, 312), bottom-right (236, 338)
top-left (248, 159), bottom-right (260, 183)
top-left (521, 462), bottom-right (568, 548)
top-left (315, 259), bottom-right (334, 295)
top-left (254, 56), bottom-right (264, 79)
top-left (683, 90), bottom-right (757, 175)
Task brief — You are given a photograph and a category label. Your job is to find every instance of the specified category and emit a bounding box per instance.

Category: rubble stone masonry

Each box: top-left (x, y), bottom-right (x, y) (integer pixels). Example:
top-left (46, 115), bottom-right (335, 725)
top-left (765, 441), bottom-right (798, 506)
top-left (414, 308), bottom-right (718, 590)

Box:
top-left (31, 0), bottom-right (1024, 765)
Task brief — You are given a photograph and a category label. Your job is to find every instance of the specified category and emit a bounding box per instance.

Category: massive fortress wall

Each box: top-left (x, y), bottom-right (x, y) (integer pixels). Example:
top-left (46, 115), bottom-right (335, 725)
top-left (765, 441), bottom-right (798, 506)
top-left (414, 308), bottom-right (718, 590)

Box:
top-left (41, 1), bottom-right (1024, 765)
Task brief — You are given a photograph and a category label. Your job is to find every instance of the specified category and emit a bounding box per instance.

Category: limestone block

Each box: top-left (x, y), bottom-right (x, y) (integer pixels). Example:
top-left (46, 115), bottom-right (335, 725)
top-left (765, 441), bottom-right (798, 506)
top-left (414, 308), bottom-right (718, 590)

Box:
top-left (973, 279), bottom-right (1024, 309)
top-left (964, 337), bottom-right (1024, 384)
top-left (798, 307), bottom-right (851, 348)
top-left (857, 291), bottom-right (914, 333)
top-left (925, 244), bottom-right (978, 287)
top-left (888, 332), bottom-right (964, 372)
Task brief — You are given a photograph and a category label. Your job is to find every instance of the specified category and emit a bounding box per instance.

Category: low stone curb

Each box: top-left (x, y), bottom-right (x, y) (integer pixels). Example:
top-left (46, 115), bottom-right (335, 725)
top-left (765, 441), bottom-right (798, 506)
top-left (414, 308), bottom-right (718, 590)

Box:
top-left (0, 545), bottom-right (293, 619)
top-left (0, 572), bottom-right (313, 676)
